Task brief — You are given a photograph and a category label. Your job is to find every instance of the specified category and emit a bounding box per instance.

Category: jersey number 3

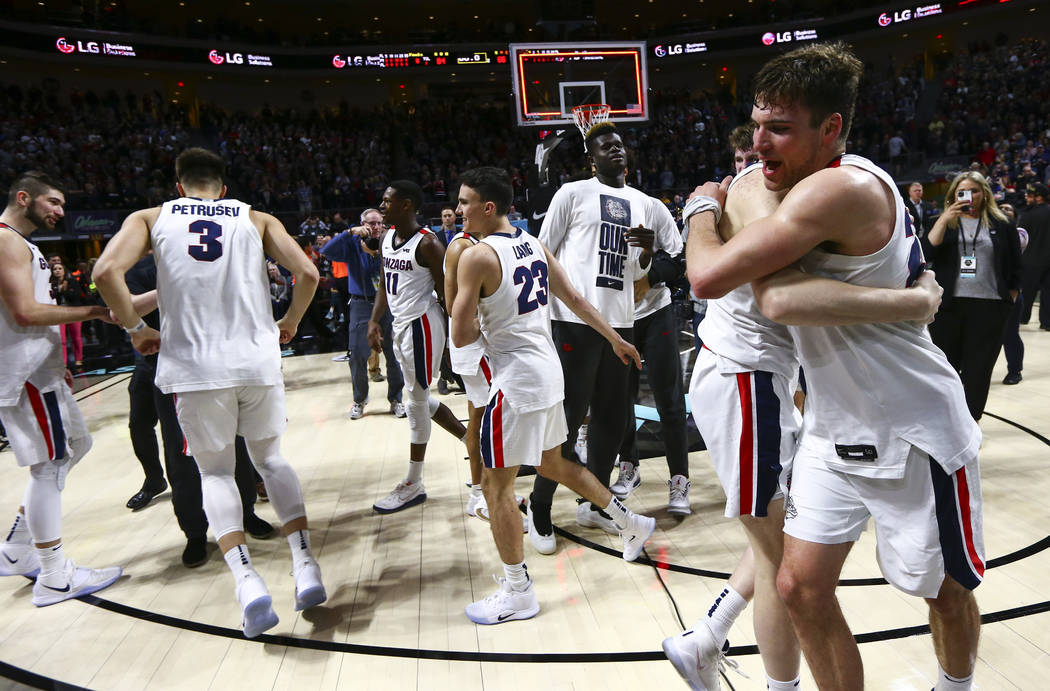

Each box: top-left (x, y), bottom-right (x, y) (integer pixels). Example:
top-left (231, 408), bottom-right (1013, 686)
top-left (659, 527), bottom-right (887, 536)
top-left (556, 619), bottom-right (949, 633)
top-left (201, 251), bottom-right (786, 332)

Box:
top-left (514, 260), bottom-right (549, 315)
top-left (188, 220), bottom-right (223, 262)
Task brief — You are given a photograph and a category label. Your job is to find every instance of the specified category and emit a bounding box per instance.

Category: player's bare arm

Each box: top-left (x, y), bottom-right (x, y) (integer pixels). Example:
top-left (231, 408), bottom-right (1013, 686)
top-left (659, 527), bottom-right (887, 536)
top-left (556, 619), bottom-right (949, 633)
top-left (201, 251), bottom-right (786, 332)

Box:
top-left (753, 267), bottom-right (942, 326)
top-left (450, 244), bottom-right (499, 349)
top-left (94, 207), bottom-right (162, 353)
top-left (0, 231), bottom-right (110, 327)
top-left (713, 166), bottom-right (939, 326)
top-left (687, 166), bottom-right (893, 299)
top-left (543, 245), bottom-right (641, 370)
top-left (443, 235), bottom-right (473, 313)
top-left (253, 209), bottom-right (320, 344)
top-left (625, 224), bottom-right (655, 269)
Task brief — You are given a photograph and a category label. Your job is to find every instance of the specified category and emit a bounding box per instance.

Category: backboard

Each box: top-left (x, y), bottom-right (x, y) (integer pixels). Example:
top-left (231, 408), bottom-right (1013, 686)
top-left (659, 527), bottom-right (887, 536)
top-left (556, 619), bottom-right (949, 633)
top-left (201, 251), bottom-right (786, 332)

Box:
top-left (510, 42), bottom-right (649, 127)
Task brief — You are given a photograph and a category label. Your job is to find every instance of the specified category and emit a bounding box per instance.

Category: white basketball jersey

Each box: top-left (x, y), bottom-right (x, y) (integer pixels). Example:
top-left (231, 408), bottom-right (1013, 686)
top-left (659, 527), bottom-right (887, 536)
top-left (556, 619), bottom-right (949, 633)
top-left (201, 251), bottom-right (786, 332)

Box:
top-left (634, 202), bottom-right (685, 320)
top-left (541, 178), bottom-right (656, 328)
top-left (791, 155), bottom-right (980, 478)
top-left (446, 232), bottom-right (486, 375)
top-left (382, 227), bottom-right (438, 330)
top-left (698, 166), bottom-right (798, 378)
top-left (478, 229), bottom-right (563, 413)
top-left (0, 227), bottom-right (62, 405)
top-left (151, 198), bottom-right (281, 394)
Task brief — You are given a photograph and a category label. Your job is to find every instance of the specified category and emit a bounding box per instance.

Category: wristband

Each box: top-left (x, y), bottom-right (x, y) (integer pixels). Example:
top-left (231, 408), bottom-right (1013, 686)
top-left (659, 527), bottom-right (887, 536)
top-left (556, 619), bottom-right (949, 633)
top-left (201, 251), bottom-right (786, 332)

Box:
top-left (682, 195), bottom-right (723, 226)
top-left (124, 319), bottom-right (148, 334)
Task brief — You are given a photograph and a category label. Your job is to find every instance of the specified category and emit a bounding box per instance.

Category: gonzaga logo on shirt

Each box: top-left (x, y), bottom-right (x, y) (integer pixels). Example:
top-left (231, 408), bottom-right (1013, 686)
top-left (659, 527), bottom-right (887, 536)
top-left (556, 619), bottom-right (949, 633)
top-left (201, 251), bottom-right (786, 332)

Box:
top-left (597, 194), bottom-right (631, 290)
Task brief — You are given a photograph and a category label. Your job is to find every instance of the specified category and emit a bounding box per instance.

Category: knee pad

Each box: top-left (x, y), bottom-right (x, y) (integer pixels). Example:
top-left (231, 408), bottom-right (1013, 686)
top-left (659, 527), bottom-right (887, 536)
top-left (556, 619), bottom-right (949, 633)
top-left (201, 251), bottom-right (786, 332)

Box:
top-left (26, 463), bottom-right (62, 543)
top-left (405, 399), bottom-right (432, 444)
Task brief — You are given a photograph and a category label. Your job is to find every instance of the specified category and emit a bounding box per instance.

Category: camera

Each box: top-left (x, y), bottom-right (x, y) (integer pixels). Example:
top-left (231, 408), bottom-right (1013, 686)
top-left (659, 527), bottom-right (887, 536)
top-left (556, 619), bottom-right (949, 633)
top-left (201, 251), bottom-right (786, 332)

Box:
top-left (364, 236), bottom-right (381, 251)
top-left (957, 188), bottom-right (973, 212)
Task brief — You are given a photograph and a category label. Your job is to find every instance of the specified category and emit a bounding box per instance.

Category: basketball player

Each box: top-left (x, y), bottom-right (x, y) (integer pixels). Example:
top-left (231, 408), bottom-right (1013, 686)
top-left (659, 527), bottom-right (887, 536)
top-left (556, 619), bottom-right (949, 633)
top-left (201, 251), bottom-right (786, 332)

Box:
top-left (450, 166), bottom-right (655, 624)
top-left (367, 180), bottom-right (468, 513)
top-left (684, 43), bottom-right (982, 691)
top-left (442, 219), bottom-right (489, 519)
top-left (94, 147), bottom-right (326, 638)
top-left (529, 121), bottom-right (663, 552)
top-left (0, 171), bottom-right (131, 605)
top-left (730, 123), bottom-right (760, 174)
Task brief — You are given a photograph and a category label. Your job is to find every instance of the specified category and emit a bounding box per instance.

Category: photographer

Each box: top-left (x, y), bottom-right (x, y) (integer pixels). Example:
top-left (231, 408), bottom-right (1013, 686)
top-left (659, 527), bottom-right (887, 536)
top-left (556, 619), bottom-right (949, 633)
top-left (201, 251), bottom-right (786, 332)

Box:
top-left (924, 170), bottom-right (1022, 420)
top-left (319, 208), bottom-right (404, 419)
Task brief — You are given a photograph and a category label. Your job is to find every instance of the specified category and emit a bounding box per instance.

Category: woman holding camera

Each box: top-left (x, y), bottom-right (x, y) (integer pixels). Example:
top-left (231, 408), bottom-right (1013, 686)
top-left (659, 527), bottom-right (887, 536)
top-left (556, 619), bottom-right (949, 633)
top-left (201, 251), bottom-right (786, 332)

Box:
top-left (923, 170), bottom-right (1022, 420)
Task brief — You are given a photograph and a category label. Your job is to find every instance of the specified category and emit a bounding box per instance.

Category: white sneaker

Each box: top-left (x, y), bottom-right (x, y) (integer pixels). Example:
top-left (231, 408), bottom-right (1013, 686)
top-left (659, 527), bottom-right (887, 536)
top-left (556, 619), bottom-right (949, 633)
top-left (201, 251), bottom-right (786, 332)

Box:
top-left (373, 481), bottom-right (426, 513)
top-left (349, 402), bottom-right (365, 420)
top-left (466, 492), bottom-right (487, 519)
top-left (619, 511), bottom-right (656, 562)
top-left (574, 424), bottom-right (588, 464)
top-left (662, 623), bottom-right (725, 690)
top-left (465, 576), bottom-right (539, 625)
top-left (610, 461), bottom-right (641, 499)
top-left (31, 559), bottom-right (122, 607)
top-left (390, 401), bottom-right (406, 418)
top-left (575, 501), bottom-right (620, 535)
top-left (475, 495), bottom-right (529, 533)
top-left (668, 475), bottom-right (692, 515)
top-left (527, 501), bottom-right (556, 555)
top-left (293, 558), bottom-right (327, 611)
top-left (237, 571), bottom-right (279, 638)
top-left (0, 542), bottom-right (40, 578)
top-left (331, 352), bottom-right (351, 362)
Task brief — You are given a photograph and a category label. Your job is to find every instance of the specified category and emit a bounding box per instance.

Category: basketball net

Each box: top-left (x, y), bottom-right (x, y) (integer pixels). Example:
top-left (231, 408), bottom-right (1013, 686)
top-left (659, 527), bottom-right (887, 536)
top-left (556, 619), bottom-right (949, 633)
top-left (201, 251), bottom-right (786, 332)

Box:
top-left (571, 104), bottom-right (611, 149)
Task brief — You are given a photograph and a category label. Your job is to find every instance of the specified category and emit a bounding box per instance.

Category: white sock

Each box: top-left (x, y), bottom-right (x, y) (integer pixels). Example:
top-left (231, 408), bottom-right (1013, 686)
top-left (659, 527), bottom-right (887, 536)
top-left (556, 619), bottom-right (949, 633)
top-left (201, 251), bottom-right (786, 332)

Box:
top-left (4, 511), bottom-right (30, 544)
top-left (460, 433), bottom-right (468, 443)
top-left (704, 584), bottom-right (749, 644)
top-left (286, 529), bottom-right (313, 568)
top-left (406, 461), bottom-right (424, 485)
top-left (223, 544), bottom-right (255, 582)
top-left (36, 543), bottom-right (66, 586)
top-left (604, 496), bottom-right (629, 528)
top-left (502, 560), bottom-right (530, 591)
top-left (471, 484), bottom-right (483, 497)
top-left (935, 665), bottom-right (973, 691)
top-left (767, 676), bottom-right (800, 690)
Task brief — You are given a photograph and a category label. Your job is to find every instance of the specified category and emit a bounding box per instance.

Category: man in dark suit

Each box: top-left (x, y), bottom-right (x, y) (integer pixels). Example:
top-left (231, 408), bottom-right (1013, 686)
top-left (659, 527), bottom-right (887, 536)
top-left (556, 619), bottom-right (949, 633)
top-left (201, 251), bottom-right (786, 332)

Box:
top-left (903, 181), bottom-right (934, 236)
top-left (436, 206), bottom-right (458, 247)
top-left (1020, 183), bottom-right (1050, 327)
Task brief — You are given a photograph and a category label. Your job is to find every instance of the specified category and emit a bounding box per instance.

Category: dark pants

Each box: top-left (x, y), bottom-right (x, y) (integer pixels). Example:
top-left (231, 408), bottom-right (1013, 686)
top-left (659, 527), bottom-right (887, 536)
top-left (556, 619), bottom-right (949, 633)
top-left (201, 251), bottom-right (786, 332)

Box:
top-left (128, 356), bottom-right (258, 539)
top-left (332, 276), bottom-right (350, 342)
top-left (929, 297), bottom-right (1012, 420)
top-left (1003, 292), bottom-right (1025, 376)
top-left (532, 321), bottom-right (633, 505)
top-left (1020, 263), bottom-right (1050, 326)
top-left (348, 296), bottom-right (403, 404)
top-left (618, 305), bottom-right (689, 477)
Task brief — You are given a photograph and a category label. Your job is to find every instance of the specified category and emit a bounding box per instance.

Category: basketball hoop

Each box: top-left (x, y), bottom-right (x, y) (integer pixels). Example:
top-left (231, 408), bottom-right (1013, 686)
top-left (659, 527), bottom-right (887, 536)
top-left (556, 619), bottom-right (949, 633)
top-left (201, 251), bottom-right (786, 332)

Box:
top-left (571, 104), bottom-right (612, 142)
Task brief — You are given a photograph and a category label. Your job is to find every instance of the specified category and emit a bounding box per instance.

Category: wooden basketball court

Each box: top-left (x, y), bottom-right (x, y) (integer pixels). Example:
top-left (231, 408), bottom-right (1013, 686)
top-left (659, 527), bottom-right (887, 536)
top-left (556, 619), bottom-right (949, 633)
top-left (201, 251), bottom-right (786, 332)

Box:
top-left (1, 325), bottom-right (1048, 690)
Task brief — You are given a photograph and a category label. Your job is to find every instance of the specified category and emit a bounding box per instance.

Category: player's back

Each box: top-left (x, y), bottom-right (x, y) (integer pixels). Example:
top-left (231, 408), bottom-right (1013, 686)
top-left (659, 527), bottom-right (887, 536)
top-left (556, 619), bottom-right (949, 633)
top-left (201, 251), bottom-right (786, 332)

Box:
top-left (697, 165), bottom-right (797, 378)
top-left (150, 198), bottom-right (280, 394)
top-left (478, 229), bottom-right (563, 413)
top-left (791, 155), bottom-right (979, 478)
top-left (0, 230), bottom-right (62, 405)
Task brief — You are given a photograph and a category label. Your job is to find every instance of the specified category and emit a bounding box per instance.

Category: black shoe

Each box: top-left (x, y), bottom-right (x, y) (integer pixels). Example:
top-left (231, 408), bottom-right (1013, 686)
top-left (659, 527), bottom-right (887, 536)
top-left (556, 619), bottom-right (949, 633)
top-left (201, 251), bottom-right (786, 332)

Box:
top-left (126, 480), bottom-right (168, 511)
top-left (437, 379), bottom-right (450, 395)
top-left (245, 513), bottom-right (276, 539)
top-left (516, 465), bottom-right (537, 477)
top-left (1003, 372), bottom-right (1023, 385)
top-left (182, 536), bottom-right (208, 568)
top-left (528, 494), bottom-right (553, 535)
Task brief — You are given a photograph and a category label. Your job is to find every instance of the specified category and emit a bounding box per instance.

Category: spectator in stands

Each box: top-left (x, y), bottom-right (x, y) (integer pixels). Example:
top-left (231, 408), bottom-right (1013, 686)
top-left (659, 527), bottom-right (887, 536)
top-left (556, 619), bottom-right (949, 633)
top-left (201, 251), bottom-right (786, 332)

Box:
top-left (50, 261), bottom-right (86, 367)
top-left (904, 181), bottom-right (934, 236)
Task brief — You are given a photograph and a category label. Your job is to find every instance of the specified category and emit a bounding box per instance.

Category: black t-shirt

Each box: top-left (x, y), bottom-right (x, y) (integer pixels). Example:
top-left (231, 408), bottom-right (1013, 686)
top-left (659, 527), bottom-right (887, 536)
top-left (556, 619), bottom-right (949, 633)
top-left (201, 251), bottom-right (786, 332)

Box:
top-left (125, 254), bottom-right (160, 331)
top-left (1020, 203), bottom-right (1050, 266)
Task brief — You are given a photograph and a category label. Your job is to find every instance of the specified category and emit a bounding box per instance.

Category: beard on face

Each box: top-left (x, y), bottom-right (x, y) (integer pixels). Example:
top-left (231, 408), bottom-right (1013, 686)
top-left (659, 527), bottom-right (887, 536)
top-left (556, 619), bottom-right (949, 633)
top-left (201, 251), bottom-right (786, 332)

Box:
top-left (26, 198), bottom-right (56, 229)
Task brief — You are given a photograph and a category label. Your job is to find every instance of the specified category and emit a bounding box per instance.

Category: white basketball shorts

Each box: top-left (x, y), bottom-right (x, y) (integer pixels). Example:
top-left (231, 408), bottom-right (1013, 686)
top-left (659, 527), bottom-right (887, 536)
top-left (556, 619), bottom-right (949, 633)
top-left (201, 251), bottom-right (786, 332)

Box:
top-left (174, 384), bottom-right (287, 455)
top-left (784, 444), bottom-right (985, 598)
top-left (461, 355), bottom-right (492, 408)
top-left (0, 373), bottom-right (88, 467)
top-left (481, 390), bottom-right (567, 469)
top-left (689, 347), bottom-right (801, 518)
top-left (392, 302), bottom-right (445, 399)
